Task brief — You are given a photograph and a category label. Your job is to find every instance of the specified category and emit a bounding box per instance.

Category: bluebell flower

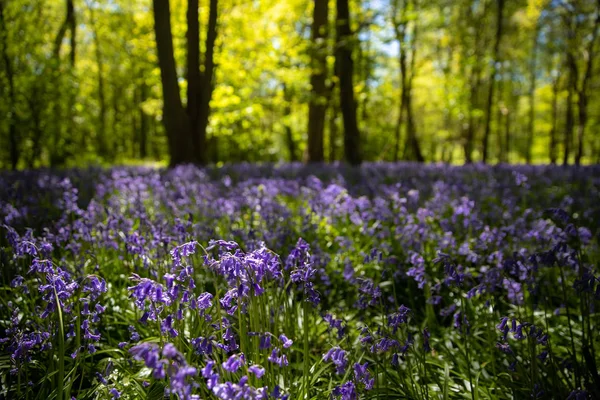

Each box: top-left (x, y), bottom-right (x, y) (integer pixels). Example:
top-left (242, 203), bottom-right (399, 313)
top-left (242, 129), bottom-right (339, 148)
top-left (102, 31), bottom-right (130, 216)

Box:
top-left (222, 353), bottom-right (245, 373)
top-left (268, 347), bottom-right (288, 367)
top-left (279, 334), bottom-right (293, 348)
top-left (353, 362), bottom-right (374, 390)
top-left (331, 381), bottom-right (357, 400)
top-left (323, 347), bottom-right (348, 375)
top-left (248, 365), bottom-right (265, 378)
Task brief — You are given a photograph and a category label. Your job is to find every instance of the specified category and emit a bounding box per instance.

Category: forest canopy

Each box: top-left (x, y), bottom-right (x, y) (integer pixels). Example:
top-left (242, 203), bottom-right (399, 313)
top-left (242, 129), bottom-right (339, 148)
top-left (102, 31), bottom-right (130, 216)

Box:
top-left (0, 0), bottom-right (599, 168)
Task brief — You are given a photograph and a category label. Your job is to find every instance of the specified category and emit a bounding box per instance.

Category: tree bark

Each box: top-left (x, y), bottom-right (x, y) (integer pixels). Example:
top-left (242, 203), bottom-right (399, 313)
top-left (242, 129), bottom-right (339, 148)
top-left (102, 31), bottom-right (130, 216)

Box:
top-left (152, 0), bottom-right (193, 165)
top-left (328, 100), bottom-right (339, 162)
top-left (88, 4), bottom-right (108, 157)
top-left (549, 75), bottom-right (560, 164)
top-left (49, 0), bottom-right (76, 166)
top-left (139, 80), bottom-right (149, 159)
top-left (404, 0), bottom-right (423, 162)
top-left (575, 0), bottom-right (600, 166)
top-left (335, 0), bottom-right (361, 165)
top-left (563, 52), bottom-right (577, 166)
top-left (196, 0), bottom-right (218, 164)
top-left (464, 68), bottom-right (481, 164)
top-left (0, 1), bottom-right (18, 169)
top-left (482, 0), bottom-right (504, 164)
top-left (186, 0), bottom-right (201, 157)
top-left (307, 0), bottom-right (329, 162)
top-left (525, 22), bottom-right (539, 164)
top-left (283, 84), bottom-right (298, 161)
top-left (393, 0), bottom-right (423, 162)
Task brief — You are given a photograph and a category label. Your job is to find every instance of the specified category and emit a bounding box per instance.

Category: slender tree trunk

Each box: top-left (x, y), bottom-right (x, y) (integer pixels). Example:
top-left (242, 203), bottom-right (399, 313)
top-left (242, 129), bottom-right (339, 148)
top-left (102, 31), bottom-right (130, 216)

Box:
top-left (307, 0), bottom-right (329, 162)
top-left (282, 84), bottom-right (298, 161)
top-left (404, 85), bottom-right (424, 161)
top-left (482, 0), bottom-right (504, 164)
top-left (186, 0), bottom-right (200, 157)
top-left (575, 1), bottom-right (600, 166)
top-left (404, 2), bottom-right (424, 162)
top-left (0, 2), bottom-right (18, 169)
top-left (196, 0), bottom-right (218, 164)
top-left (393, 70), bottom-right (404, 162)
top-left (329, 101), bottom-right (339, 162)
top-left (464, 68), bottom-right (481, 163)
top-left (112, 80), bottom-right (124, 156)
top-left (49, 0), bottom-right (76, 166)
top-left (393, 0), bottom-right (423, 162)
top-left (549, 76), bottom-right (559, 164)
top-left (504, 105), bottom-right (510, 162)
top-left (392, 1), bottom-right (407, 162)
top-left (496, 64), bottom-right (505, 163)
top-left (139, 80), bottom-right (149, 159)
top-left (526, 22), bottom-right (540, 164)
top-left (26, 89), bottom-right (44, 168)
top-left (153, 0), bottom-right (192, 165)
top-left (335, 0), bottom-right (361, 165)
top-left (88, 5), bottom-right (108, 157)
top-left (68, 0), bottom-right (75, 66)
top-left (563, 52), bottom-right (577, 166)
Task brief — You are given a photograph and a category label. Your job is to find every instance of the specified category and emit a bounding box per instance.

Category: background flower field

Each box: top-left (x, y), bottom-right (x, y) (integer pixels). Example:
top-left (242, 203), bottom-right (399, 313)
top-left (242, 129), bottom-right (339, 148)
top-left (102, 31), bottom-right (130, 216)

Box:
top-left (1, 163), bottom-right (599, 399)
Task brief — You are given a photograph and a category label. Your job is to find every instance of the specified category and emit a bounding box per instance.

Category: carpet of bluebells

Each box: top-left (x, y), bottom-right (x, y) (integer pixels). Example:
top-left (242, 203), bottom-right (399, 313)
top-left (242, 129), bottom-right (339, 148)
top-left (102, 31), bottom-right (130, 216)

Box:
top-left (1, 163), bottom-right (600, 400)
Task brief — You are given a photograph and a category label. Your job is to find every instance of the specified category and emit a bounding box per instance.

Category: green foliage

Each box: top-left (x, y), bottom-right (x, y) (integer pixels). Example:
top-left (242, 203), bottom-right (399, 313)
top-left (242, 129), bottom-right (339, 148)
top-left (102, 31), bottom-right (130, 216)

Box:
top-left (0, 0), bottom-right (599, 167)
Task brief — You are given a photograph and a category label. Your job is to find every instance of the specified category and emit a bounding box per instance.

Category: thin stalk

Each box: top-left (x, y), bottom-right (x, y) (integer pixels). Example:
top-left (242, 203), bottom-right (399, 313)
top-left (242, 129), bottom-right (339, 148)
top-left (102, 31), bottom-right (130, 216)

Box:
top-left (461, 296), bottom-right (475, 400)
top-left (303, 299), bottom-right (310, 399)
top-left (54, 287), bottom-right (65, 400)
top-left (558, 263), bottom-right (580, 386)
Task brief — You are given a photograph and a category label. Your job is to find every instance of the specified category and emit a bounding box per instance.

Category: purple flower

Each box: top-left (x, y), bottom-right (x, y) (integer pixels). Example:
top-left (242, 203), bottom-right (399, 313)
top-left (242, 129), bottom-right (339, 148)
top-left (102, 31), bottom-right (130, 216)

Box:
top-left (279, 334), bottom-right (293, 348)
top-left (191, 336), bottom-right (213, 355)
top-left (268, 348), bottom-right (289, 367)
top-left (353, 362), bottom-right (374, 390)
top-left (332, 381), bottom-right (357, 400)
top-left (259, 334), bottom-right (272, 350)
top-left (197, 292), bottom-right (213, 310)
top-left (248, 365), bottom-right (265, 378)
top-left (387, 305), bottom-right (411, 333)
top-left (222, 353), bottom-right (245, 373)
top-left (323, 314), bottom-right (345, 339)
top-left (170, 241), bottom-right (199, 267)
top-left (323, 347), bottom-right (348, 375)
top-left (423, 328), bottom-right (431, 353)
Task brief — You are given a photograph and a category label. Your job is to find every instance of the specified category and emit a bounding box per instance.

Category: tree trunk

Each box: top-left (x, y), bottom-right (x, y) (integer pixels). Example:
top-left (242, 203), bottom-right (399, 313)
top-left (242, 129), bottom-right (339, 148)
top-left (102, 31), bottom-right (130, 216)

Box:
top-left (404, 1), bottom-right (423, 162)
top-left (563, 52), bottom-right (577, 166)
top-left (307, 0), bottom-right (328, 162)
top-left (335, 0), bottom-right (361, 165)
top-left (495, 63), bottom-right (505, 163)
top-left (49, 0), bottom-right (76, 167)
top-left (0, 1), bottom-right (18, 169)
top-left (153, 0), bottom-right (192, 165)
top-left (525, 22), bottom-right (540, 164)
top-left (186, 0), bottom-right (201, 158)
top-left (393, 68), bottom-right (404, 162)
top-left (328, 101), bottom-right (339, 162)
top-left (575, 1), bottom-right (600, 166)
top-left (504, 105), bottom-right (510, 162)
top-left (139, 80), bottom-right (149, 159)
top-left (464, 69), bottom-right (481, 164)
top-left (196, 0), bottom-right (219, 165)
top-left (549, 75), bottom-right (559, 164)
top-left (393, 0), bottom-right (423, 162)
top-left (283, 84), bottom-right (298, 161)
top-left (88, 5), bottom-right (108, 157)
top-left (482, 0), bottom-right (504, 164)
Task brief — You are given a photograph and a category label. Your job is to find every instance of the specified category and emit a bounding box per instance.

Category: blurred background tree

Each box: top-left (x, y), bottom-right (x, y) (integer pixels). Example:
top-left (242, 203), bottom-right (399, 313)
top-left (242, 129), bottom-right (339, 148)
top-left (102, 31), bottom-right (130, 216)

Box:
top-left (0, 0), bottom-right (599, 168)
